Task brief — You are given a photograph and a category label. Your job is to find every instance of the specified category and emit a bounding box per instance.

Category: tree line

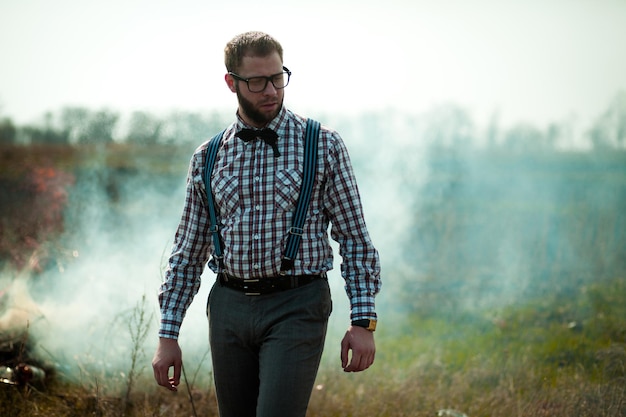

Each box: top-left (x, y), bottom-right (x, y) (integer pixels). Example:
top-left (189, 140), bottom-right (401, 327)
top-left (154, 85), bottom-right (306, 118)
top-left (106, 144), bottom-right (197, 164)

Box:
top-left (1, 91), bottom-right (625, 150)
top-left (0, 107), bottom-right (231, 147)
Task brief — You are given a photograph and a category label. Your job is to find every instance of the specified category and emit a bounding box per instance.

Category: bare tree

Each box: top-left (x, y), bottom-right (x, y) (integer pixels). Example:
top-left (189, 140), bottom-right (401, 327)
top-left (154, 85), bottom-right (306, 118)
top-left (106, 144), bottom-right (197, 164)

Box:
top-left (126, 111), bottom-right (162, 145)
top-left (589, 91), bottom-right (626, 149)
top-left (0, 117), bottom-right (16, 145)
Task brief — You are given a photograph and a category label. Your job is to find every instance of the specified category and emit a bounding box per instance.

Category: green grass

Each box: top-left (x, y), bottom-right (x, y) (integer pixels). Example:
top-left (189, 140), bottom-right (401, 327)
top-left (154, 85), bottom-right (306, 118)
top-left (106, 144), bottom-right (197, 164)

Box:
top-left (1, 276), bottom-right (623, 416)
top-left (306, 276), bottom-right (626, 417)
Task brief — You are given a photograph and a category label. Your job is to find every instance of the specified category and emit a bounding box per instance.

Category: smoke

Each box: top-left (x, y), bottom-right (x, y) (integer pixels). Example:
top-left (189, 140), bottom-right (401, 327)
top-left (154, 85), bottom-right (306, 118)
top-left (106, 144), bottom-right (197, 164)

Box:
top-left (329, 107), bottom-right (626, 325)
top-left (1, 146), bottom-right (216, 386)
top-left (2, 108), bottom-right (625, 387)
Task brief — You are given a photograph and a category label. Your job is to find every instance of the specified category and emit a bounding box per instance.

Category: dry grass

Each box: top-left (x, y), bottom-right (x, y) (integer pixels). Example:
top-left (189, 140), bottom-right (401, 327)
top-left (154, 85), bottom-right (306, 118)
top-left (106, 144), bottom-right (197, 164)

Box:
top-left (2, 347), bottom-right (623, 417)
top-left (0, 380), bottom-right (218, 417)
top-left (2, 278), bottom-right (624, 416)
top-left (308, 354), bottom-right (625, 416)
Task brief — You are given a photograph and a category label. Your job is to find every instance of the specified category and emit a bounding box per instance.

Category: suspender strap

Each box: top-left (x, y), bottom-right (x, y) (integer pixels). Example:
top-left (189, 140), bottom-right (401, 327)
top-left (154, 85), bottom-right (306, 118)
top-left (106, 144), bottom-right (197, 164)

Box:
top-left (280, 119), bottom-right (320, 273)
top-left (204, 129), bottom-right (226, 269)
top-left (203, 119), bottom-right (320, 274)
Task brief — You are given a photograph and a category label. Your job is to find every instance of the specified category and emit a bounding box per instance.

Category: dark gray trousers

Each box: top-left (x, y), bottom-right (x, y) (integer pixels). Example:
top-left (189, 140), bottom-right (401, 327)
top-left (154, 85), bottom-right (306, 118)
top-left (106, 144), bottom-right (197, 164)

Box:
top-left (207, 277), bottom-right (332, 417)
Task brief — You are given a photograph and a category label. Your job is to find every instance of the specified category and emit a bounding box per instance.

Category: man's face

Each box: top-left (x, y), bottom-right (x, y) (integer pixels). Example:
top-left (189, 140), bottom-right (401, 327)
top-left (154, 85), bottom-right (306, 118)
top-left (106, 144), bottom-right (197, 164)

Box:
top-left (226, 51), bottom-right (285, 128)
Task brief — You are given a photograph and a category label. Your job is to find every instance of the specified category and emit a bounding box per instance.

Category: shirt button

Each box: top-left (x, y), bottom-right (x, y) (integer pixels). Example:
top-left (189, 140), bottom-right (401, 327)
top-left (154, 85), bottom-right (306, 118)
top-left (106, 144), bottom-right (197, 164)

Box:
top-left (254, 234), bottom-right (260, 240)
top-left (253, 264), bottom-right (260, 269)
top-left (254, 176), bottom-right (260, 182)
top-left (255, 205), bottom-right (261, 210)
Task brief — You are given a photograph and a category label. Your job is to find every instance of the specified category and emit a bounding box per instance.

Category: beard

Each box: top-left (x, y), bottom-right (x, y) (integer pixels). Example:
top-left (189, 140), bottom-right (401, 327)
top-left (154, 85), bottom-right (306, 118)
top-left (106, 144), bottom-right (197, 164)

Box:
top-left (236, 88), bottom-right (283, 126)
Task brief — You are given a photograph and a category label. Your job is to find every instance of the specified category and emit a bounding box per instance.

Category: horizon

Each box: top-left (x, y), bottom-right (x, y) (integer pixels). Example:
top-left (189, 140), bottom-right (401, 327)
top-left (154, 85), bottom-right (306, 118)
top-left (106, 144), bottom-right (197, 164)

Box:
top-left (1, 0), bottom-right (626, 131)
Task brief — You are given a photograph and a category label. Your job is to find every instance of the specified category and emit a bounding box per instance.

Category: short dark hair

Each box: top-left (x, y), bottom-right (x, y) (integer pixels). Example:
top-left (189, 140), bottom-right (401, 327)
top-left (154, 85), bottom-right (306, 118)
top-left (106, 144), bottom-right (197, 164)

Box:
top-left (224, 31), bottom-right (283, 73)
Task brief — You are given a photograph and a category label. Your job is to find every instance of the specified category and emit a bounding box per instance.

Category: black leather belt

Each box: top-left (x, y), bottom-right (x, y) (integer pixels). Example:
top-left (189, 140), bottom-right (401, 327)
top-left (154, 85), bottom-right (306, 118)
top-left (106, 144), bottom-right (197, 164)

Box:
top-left (218, 272), bottom-right (325, 295)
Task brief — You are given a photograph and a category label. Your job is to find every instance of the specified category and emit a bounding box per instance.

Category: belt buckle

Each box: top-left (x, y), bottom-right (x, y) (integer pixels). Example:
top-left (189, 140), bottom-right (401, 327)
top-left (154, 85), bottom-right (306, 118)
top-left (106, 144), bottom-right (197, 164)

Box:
top-left (243, 278), bottom-right (261, 296)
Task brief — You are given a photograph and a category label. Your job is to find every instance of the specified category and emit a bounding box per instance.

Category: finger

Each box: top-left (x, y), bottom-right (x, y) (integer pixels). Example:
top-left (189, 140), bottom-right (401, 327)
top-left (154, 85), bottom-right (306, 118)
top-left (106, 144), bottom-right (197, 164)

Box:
top-left (167, 377), bottom-right (179, 391)
top-left (361, 350), bottom-right (375, 370)
top-left (152, 362), bottom-right (160, 384)
top-left (340, 339), bottom-right (350, 369)
top-left (345, 350), bottom-right (375, 372)
top-left (154, 365), bottom-right (173, 389)
top-left (172, 360), bottom-right (182, 387)
top-left (152, 358), bottom-right (177, 391)
top-left (157, 368), bottom-right (172, 389)
top-left (344, 350), bottom-right (362, 372)
top-left (152, 359), bottom-right (165, 385)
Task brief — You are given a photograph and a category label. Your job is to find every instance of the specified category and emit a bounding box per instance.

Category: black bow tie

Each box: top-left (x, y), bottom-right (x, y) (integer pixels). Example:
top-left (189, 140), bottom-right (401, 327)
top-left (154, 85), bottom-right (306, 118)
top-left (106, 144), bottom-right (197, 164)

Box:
top-left (235, 128), bottom-right (281, 158)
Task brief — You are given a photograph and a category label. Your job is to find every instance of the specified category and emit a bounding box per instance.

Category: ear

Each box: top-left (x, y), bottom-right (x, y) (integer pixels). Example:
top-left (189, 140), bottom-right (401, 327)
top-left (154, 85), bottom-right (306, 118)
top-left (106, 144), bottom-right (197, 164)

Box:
top-left (225, 74), bottom-right (237, 93)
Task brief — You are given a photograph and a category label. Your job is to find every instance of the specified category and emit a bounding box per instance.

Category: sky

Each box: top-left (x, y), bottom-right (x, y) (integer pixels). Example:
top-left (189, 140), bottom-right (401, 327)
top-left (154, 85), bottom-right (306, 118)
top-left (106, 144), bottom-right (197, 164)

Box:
top-left (1, 0), bottom-right (625, 130)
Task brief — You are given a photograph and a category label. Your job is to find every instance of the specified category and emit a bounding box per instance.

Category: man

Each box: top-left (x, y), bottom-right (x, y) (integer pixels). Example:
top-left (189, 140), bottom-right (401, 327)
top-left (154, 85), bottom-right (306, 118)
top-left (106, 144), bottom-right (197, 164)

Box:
top-left (152, 31), bottom-right (381, 417)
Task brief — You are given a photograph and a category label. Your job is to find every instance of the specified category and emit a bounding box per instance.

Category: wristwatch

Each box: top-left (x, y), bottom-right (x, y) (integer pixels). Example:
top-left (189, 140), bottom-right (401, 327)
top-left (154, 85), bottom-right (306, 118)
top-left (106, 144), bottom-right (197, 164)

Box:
top-left (351, 319), bottom-right (377, 331)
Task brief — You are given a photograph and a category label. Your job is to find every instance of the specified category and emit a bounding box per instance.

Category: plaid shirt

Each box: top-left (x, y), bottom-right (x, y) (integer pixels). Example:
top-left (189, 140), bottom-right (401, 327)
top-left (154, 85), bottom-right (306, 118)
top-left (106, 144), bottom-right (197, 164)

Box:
top-left (158, 107), bottom-right (381, 339)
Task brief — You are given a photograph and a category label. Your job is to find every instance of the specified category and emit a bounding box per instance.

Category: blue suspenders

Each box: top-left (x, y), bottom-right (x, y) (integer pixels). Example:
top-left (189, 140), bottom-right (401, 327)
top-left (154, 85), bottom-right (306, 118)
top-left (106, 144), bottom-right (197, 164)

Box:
top-left (203, 119), bottom-right (321, 274)
top-left (203, 129), bottom-right (226, 270)
top-left (280, 119), bottom-right (320, 273)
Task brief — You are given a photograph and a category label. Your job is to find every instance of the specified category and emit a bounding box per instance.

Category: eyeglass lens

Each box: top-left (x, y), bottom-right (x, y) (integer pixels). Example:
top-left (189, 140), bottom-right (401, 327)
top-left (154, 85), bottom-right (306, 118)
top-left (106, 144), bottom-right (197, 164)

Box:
top-left (247, 72), bottom-right (289, 92)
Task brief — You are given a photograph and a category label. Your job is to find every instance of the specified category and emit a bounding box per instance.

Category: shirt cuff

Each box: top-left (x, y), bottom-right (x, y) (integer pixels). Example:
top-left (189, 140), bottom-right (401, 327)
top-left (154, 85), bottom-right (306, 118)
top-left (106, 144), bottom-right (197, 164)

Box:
top-left (349, 294), bottom-right (377, 322)
top-left (158, 315), bottom-right (183, 340)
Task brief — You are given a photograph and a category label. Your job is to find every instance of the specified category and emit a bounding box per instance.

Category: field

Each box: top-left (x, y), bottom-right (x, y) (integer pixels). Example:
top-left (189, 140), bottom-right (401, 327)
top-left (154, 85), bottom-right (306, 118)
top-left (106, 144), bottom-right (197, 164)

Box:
top-left (1, 142), bottom-right (625, 416)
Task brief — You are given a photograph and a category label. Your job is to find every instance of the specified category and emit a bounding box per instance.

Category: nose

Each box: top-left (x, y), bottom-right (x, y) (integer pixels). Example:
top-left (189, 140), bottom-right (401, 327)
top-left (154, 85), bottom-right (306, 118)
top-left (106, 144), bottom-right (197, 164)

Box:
top-left (261, 80), bottom-right (278, 95)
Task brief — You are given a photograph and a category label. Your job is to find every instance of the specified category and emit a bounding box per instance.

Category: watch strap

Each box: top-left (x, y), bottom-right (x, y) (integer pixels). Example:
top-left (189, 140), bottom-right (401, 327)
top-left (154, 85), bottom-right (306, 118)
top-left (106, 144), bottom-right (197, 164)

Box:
top-left (351, 319), bottom-right (377, 331)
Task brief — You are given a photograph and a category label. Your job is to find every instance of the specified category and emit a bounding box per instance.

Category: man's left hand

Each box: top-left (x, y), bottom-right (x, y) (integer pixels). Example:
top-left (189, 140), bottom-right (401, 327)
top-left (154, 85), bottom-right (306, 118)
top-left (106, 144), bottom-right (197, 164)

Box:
top-left (340, 325), bottom-right (376, 372)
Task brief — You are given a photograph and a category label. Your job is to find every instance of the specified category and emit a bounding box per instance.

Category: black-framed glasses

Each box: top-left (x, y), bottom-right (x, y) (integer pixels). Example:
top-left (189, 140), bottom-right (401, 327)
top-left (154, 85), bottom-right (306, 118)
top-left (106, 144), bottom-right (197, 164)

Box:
top-left (229, 66), bottom-right (291, 93)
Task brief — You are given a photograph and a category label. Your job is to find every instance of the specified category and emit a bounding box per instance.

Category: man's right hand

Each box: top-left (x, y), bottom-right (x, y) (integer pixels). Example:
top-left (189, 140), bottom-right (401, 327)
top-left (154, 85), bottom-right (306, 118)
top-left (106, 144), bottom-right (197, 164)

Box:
top-left (152, 337), bottom-right (182, 391)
